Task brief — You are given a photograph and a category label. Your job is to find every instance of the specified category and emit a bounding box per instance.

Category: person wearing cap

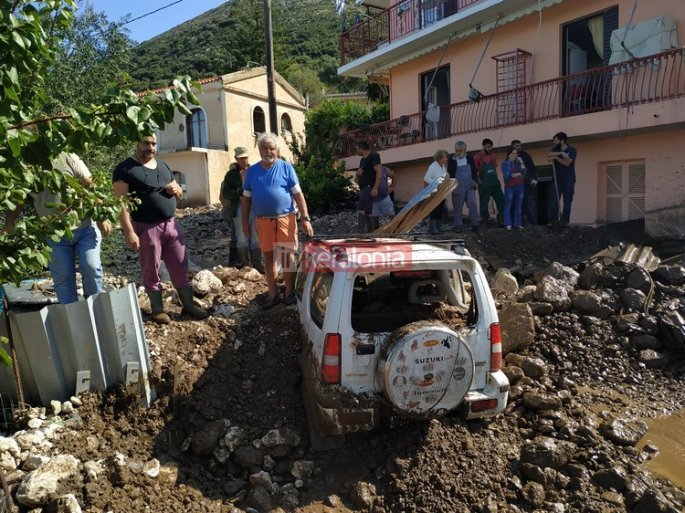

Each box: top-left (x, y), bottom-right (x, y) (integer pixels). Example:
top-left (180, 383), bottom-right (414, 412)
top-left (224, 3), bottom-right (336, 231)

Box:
top-left (220, 146), bottom-right (262, 272)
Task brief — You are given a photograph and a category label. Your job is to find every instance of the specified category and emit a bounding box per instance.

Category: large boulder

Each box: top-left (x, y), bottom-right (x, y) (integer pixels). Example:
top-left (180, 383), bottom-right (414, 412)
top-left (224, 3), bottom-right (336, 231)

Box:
top-left (499, 302), bottom-right (535, 354)
top-left (15, 455), bottom-right (82, 508)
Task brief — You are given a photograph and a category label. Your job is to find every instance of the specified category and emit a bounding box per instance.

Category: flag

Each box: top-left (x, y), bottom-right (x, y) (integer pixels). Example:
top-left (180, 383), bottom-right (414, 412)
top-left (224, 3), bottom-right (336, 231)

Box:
top-left (336, 0), bottom-right (345, 15)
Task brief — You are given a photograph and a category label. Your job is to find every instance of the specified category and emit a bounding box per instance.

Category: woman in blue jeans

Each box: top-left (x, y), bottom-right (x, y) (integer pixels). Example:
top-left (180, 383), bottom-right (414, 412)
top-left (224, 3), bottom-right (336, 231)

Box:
top-left (501, 147), bottom-right (526, 230)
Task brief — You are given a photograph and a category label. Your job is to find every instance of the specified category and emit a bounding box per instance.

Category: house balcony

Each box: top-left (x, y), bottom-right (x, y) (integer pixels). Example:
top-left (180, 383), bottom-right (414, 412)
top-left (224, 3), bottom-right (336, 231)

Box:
top-left (335, 49), bottom-right (685, 159)
top-left (341, 0), bottom-right (482, 66)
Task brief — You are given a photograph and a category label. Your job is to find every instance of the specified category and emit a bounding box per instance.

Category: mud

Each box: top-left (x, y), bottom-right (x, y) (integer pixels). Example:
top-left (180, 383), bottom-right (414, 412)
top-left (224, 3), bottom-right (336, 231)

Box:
top-left (4, 206), bottom-right (685, 513)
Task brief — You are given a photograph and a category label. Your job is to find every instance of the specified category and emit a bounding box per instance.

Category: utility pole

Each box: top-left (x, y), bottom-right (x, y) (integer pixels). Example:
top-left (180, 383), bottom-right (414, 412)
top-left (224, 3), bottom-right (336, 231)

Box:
top-left (263, 0), bottom-right (278, 134)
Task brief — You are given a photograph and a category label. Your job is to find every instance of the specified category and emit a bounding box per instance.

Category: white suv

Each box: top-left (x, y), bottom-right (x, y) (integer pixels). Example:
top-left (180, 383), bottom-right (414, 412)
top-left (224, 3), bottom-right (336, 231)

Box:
top-left (295, 237), bottom-right (509, 447)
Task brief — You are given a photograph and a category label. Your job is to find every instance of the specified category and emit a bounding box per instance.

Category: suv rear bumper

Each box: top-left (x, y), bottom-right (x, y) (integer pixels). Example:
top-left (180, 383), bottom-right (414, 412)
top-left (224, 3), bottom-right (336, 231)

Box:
top-left (461, 370), bottom-right (510, 419)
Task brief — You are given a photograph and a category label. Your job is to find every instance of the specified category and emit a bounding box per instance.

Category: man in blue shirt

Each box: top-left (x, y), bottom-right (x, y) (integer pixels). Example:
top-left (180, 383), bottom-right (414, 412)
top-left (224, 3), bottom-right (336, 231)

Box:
top-left (547, 131), bottom-right (577, 227)
top-left (242, 133), bottom-right (314, 310)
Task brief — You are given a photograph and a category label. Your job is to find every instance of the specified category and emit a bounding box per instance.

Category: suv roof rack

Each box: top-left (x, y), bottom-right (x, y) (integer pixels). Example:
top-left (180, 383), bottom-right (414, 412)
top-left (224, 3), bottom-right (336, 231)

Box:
top-left (306, 232), bottom-right (467, 246)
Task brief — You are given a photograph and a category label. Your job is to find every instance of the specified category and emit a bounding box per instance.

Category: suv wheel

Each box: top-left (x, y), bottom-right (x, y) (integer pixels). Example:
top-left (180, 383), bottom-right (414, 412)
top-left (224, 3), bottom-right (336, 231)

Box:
top-left (377, 321), bottom-right (474, 418)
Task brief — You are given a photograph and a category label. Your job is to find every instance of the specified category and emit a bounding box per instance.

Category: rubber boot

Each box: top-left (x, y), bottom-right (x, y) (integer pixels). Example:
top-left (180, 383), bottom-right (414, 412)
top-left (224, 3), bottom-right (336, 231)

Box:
top-left (236, 247), bottom-right (250, 270)
top-left (177, 287), bottom-right (209, 320)
top-left (368, 216), bottom-right (380, 233)
top-left (228, 240), bottom-right (239, 267)
top-left (147, 289), bottom-right (171, 325)
top-left (357, 212), bottom-right (369, 234)
top-left (249, 247), bottom-right (265, 274)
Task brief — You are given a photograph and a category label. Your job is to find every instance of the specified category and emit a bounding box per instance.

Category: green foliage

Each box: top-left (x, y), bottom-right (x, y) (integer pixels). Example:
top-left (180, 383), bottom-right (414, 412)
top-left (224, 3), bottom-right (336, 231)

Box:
top-left (0, 0), bottom-right (200, 363)
top-left (129, 0), bottom-right (347, 97)
top-left (289, 99), bottom-right (390, 212)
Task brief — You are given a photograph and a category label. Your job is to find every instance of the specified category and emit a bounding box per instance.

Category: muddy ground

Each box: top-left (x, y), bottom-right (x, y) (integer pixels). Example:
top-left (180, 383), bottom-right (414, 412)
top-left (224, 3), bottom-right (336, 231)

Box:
top-left (7, 206), bottom-right (685, 513)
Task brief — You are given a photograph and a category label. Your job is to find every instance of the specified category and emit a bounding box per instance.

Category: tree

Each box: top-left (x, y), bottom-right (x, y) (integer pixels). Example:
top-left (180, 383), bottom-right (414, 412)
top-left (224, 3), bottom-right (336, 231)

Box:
top-left (0, 0), bottom-right (200, 362)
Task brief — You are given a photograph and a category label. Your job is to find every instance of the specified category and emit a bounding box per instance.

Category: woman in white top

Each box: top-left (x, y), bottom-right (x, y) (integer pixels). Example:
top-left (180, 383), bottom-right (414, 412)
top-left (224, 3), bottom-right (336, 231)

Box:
top-left (423, 149), bottom-right (449, 234)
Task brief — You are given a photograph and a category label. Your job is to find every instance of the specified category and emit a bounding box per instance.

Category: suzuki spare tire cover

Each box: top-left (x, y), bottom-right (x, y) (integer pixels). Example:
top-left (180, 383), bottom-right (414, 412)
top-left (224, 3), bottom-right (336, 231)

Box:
top-left (378, 320), bottom-right (474, 418)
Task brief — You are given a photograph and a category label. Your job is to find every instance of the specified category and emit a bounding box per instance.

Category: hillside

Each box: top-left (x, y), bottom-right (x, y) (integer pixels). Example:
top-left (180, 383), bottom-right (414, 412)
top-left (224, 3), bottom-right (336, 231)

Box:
top-left (129, 0), bottom-right (347, 96)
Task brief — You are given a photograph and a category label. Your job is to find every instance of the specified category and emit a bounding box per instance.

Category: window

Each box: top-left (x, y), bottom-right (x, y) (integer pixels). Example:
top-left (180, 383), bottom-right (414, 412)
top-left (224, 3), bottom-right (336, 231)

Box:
top-left (186, 108), bottom-right (207, 148)
top-left (310, 271), bottom-right (333, 329)
top-left (603, 160), bottom-right (645, 223)
top-left (253, 106), bottom-right (266, 135)
top-left (492, 49), bottom-right (531, 125)
top-left (562, 7), bottom-right (618, 114)
top-left (280, 113), bottom-right (292, 134)
top-left (350, 271), bottom-right (472, 333)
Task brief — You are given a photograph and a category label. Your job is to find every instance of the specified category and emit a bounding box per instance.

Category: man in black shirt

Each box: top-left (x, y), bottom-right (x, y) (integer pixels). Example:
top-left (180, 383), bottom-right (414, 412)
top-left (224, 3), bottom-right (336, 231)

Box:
top-left (113, 134), bottom-right (208, 323)
top-left (355, 140), bottom-right (382, 233)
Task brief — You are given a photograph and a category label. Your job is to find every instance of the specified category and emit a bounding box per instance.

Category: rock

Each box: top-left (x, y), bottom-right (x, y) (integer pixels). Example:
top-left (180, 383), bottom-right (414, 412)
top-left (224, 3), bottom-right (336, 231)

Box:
top-left (291, 460), bottom-right (314, 480)
top-left (626, 268), bottom-right (652, 293)
top-left (502, 365), bottom-right (525, 385)
top-left (504, 354), bottom-right (547, 379)
top-left (516, 285), bottom-right (537, 302)
top-left (499, 302), bottom-right (535, 354)
top-left (69, 396), bottom-right (82, 408)
top-left (50, 400), bottom-right (61, 416)
top-left (242, 268), bottom-right (263, 282)
top-left (599, 419), bottom-right (647, 446)
top-left (534, 262), bottom-right (579, 290)
top-left (578, 263), bottom-right (603, 290)
top-left (638, 315), bottom-right (659, 335)
top-left (191, 269), bottom-right (223, 295)
top-left (191, 420), bottom-right (228, 456)
top-left (232, 282), bottom-right (247, 293)
top-left (224, 478), bottom-right (246, 496)
top-left (260, 428), bottom-right (300, 448)
top-left (349, 481), bottom-right (376, 509)
top-left (652, 265), bottom-right (685, 286)
top-left (247, 485), bottom-right (273, 512)
top-left (53, 493), bottom-right (82, 513)
top-left (520, 437), bottom-right (575, 469)
top-left (535, 276), bottom-right (571, 311)
top-left (325, 495), bottom-right (343, 507)
top-left (631, 333), bottom-right (662, 350)
top-left (213, 266), bottom-right (240, 284)
top-left (249, 470), bottom-right (272, 488)
top-left (15, 455), bottom-right (82, 508)
top-left (621, 288), bottom-right (646, 311)
top-left (224, 426), bottom-right (245, 452)
top-left (632, 489), bottom-right (680, 513)
top-left (592, 467), bottom-right (629, 492)
top-left (521, 481), bottom-right (545, 506)
top-left (616, 313), bottom-right (640, 333)
top-left (492, 268), bottom-right (519, 294)
top-left (659, 311), bottom-right (685, 353)
top-left (23, 454), bottom-right (50, 471)
top-left (27, 418), bottom-right (44, 430)
top-left (233, 446), bottom-right (265, 469)
top-left (0, 436), bottom-right (21, 458)
top-left (143, 458), bottom-right (160, 478)
top-left (638, 349), bottom-right (669, 368)
top-left (522, 391), bottom-right (562, 412)
top-left (570, 290), bottom-right (603, 315)
top-left (529, 302), bottom-right (554, 316)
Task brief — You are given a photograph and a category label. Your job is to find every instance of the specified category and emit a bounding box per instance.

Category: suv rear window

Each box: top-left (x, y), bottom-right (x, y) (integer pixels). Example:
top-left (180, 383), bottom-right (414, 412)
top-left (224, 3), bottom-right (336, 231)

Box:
top-left (310, 271), bottom-right (333, 328)
top-left (350, 270), bottom-right (473, 333)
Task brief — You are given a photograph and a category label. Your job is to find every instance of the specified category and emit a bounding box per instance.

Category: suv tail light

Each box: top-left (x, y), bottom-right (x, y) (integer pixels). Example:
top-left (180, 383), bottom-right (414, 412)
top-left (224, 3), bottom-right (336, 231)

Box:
top-left (489, 323), bottom-right (502, 371)
top-left (322, 333), bottom-right (341, 384)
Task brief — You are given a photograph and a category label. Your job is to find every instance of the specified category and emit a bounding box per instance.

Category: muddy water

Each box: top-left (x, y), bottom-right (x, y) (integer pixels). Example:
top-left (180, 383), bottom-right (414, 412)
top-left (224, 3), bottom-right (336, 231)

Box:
top-left (637, 409), bottom-right (685, 488)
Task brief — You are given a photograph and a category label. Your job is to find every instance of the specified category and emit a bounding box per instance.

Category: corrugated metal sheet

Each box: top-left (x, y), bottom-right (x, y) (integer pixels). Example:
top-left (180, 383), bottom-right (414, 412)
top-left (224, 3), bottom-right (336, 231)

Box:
top-left (588, 244), bottom-right (661, 272)
top-left (0, 284), bottom-right (153, 407)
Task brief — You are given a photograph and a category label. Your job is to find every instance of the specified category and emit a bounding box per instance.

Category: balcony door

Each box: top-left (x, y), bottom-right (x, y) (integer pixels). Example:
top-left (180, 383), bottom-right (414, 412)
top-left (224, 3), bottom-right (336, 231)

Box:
top-left (421, 65), bottom-right (450, 140)
top-left (562, 7), bottom-right (618, 115)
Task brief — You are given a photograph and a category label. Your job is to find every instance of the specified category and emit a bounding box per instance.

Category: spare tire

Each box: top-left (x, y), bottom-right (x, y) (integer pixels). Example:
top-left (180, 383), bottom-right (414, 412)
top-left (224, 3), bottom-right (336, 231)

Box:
top-left (377, 320), bottom-right (474, 418)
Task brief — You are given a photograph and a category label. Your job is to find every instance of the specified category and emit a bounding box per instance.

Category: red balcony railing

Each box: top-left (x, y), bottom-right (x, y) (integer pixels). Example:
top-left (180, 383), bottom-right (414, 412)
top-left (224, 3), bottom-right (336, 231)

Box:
top-left (335, 49), bottom-right (685, 158)
top-left (340, 0), bottom-right (482, 65)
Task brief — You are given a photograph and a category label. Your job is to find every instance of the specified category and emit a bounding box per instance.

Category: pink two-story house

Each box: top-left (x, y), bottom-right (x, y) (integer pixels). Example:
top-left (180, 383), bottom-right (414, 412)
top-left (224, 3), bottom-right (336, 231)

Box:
top-left (336, 0), bottom-right (685, 237)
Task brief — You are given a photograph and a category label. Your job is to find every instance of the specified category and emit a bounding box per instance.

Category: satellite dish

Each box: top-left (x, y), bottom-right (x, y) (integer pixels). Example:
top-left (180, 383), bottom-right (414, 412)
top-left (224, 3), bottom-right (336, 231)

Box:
top-left (425, 103), bottom-right (440, 123)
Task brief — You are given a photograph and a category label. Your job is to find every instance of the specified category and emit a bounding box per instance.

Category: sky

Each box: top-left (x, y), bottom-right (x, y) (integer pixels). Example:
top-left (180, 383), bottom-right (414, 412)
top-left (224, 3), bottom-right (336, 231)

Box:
top-left (86, 0), bottom-right (229, 43)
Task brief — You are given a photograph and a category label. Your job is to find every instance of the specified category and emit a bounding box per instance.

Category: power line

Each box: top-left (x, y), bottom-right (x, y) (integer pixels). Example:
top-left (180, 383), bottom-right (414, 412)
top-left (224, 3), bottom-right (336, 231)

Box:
top-left (120, 0), bottom-right (185, 26)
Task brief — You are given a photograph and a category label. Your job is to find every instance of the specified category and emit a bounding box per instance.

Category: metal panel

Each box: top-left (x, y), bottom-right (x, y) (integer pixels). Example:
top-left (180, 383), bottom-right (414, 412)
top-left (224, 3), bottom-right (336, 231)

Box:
top-left (0, 284), bottom-right (153, 407)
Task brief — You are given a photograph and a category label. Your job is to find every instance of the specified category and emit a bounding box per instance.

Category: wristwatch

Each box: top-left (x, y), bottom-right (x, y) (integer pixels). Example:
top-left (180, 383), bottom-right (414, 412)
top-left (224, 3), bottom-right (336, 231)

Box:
top-left (301, 216), bottom-right (311, 222)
